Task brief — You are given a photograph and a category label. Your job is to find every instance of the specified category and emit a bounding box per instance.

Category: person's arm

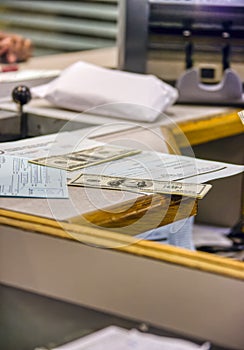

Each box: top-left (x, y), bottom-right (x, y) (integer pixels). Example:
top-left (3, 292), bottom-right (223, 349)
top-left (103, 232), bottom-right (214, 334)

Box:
top-left (0, 32), bottom-right (32, 63)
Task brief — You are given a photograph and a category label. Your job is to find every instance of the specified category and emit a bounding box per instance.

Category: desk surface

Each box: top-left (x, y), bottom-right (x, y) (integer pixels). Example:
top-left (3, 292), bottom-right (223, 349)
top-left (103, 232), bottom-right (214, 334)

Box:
top-left (20, 47), bottom-right (117, 71)
top-left (1, 49), bottom-right (244, 350)
top-left (0, 48), bottom-right (243, 278)
top-left (0, 124), bottom-right (197, 234)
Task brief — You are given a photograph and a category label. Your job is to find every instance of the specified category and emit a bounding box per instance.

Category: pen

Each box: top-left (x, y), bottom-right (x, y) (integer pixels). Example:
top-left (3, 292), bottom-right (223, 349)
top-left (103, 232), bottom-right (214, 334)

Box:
top-left (0, 64), bottom-right (19, 73)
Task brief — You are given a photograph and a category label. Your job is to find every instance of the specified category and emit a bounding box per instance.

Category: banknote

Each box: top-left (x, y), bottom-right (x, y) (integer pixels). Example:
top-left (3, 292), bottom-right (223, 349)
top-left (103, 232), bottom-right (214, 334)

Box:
top-left (68, 173), bottom-right (212, 199)
top-left (30, 145), bottom-right (141, 171)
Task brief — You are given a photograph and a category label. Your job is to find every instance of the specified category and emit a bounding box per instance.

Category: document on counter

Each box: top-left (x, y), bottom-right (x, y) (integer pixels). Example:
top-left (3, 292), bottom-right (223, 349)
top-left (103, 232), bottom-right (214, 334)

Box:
top-left (72, 151), bottom-right (244, 184)
top-left (0, 69), bottom-right (60, 100)
top-left (0, 155), bottom-right (68, 198)
top-left (50, 326), bottom-right (210, 350)
top-left (0, 130), bottom-right (104, 160)
top-left (68, 151), bottom-right (243, 198)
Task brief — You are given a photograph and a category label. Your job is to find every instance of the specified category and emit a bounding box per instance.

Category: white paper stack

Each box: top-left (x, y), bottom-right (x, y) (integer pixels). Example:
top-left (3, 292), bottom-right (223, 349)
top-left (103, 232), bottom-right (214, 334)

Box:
top-left (32, 61), bottom-right (178, 122)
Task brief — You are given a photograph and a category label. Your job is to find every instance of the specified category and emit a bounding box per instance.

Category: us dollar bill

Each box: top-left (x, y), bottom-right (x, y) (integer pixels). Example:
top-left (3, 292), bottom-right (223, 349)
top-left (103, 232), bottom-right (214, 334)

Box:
top-left (30, 145), bottom-right (141, 171)
top-left (68, 173), bottom-right (212, 199)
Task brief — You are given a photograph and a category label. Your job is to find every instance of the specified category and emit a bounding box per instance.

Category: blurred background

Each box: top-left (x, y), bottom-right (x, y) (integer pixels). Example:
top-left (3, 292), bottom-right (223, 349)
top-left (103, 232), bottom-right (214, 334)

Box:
top-left (0, 0), bottom-right (118, 57)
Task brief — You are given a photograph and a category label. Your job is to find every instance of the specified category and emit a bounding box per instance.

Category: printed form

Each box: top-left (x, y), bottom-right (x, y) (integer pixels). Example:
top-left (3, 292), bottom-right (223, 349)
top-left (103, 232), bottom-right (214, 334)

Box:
top-left (78, 151), bottom-right (244, 184)
top-left (0, 155), bottom-right (68, 198)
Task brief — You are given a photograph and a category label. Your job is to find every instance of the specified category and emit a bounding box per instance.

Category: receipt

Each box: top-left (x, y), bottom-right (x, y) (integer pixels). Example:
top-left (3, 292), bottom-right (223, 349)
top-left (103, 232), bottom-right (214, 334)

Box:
top-left (0, 155), bottom-right (68, 198)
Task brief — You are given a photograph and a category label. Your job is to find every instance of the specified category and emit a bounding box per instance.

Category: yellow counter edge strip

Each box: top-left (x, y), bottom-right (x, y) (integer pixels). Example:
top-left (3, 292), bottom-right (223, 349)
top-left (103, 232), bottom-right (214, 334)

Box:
top-left (173, 109), bottom-right (244, 147)
top-left (1, 208), bottom-right (244, 281)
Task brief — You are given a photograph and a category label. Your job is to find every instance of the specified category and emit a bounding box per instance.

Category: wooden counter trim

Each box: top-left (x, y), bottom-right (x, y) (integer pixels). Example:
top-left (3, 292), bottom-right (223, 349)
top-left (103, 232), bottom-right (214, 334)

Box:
top-left (69, 194), bottom-right (197, 235)
top-left (173, 109), bottom-right (243, 147)
top-left (1, 208), bottom-right (244, 280)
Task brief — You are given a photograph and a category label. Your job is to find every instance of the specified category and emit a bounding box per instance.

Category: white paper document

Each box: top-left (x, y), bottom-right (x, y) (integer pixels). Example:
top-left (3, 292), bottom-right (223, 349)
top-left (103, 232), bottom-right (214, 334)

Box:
top-left (193, 224), bottom-right (232, 248)
top-left (53, 326), bottom-right (210, 350)
top-left (73, 151), bottom-right (244, 184)
top-left (0, 155), bottom-right (68, 198)
top-left (0, 130), bottom-right (104, 160)
top-left (0, 69), bottom-right (60, 83)
top-left (0, 69), bottom-right (60, 100)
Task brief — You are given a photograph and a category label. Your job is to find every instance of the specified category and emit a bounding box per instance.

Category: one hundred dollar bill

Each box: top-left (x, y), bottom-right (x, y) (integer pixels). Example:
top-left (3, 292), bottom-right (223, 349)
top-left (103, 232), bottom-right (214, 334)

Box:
top-left (30, 145), bottom-right (141, 171)
top-left (68, 173), bottom-right (212, 199)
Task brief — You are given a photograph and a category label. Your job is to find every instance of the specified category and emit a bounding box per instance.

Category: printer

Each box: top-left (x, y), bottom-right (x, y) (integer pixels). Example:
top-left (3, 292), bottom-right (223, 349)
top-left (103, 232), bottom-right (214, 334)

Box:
top-left (118, 0), bottom-right (244, 104)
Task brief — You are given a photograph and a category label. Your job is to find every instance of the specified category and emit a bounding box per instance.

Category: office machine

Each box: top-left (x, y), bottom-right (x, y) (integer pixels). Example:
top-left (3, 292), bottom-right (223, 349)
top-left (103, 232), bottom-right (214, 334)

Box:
top-left (118, 0), bottom-right (244, 104)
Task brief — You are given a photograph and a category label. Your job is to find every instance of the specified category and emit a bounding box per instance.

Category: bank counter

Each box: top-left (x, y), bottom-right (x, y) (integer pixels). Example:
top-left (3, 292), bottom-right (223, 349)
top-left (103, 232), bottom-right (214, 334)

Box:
top-left (0, 48), bottom-right (244, 350)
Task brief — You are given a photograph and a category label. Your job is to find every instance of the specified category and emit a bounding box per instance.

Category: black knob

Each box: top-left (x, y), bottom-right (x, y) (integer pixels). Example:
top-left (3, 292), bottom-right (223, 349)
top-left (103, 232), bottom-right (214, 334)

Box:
top-left (12, 85), bottom-right (32, 106)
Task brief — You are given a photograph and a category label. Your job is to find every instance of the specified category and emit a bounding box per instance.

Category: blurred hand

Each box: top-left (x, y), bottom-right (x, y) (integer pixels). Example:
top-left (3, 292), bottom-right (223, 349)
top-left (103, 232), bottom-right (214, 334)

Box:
top-left (0, 32), bottom-right (32, 63)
